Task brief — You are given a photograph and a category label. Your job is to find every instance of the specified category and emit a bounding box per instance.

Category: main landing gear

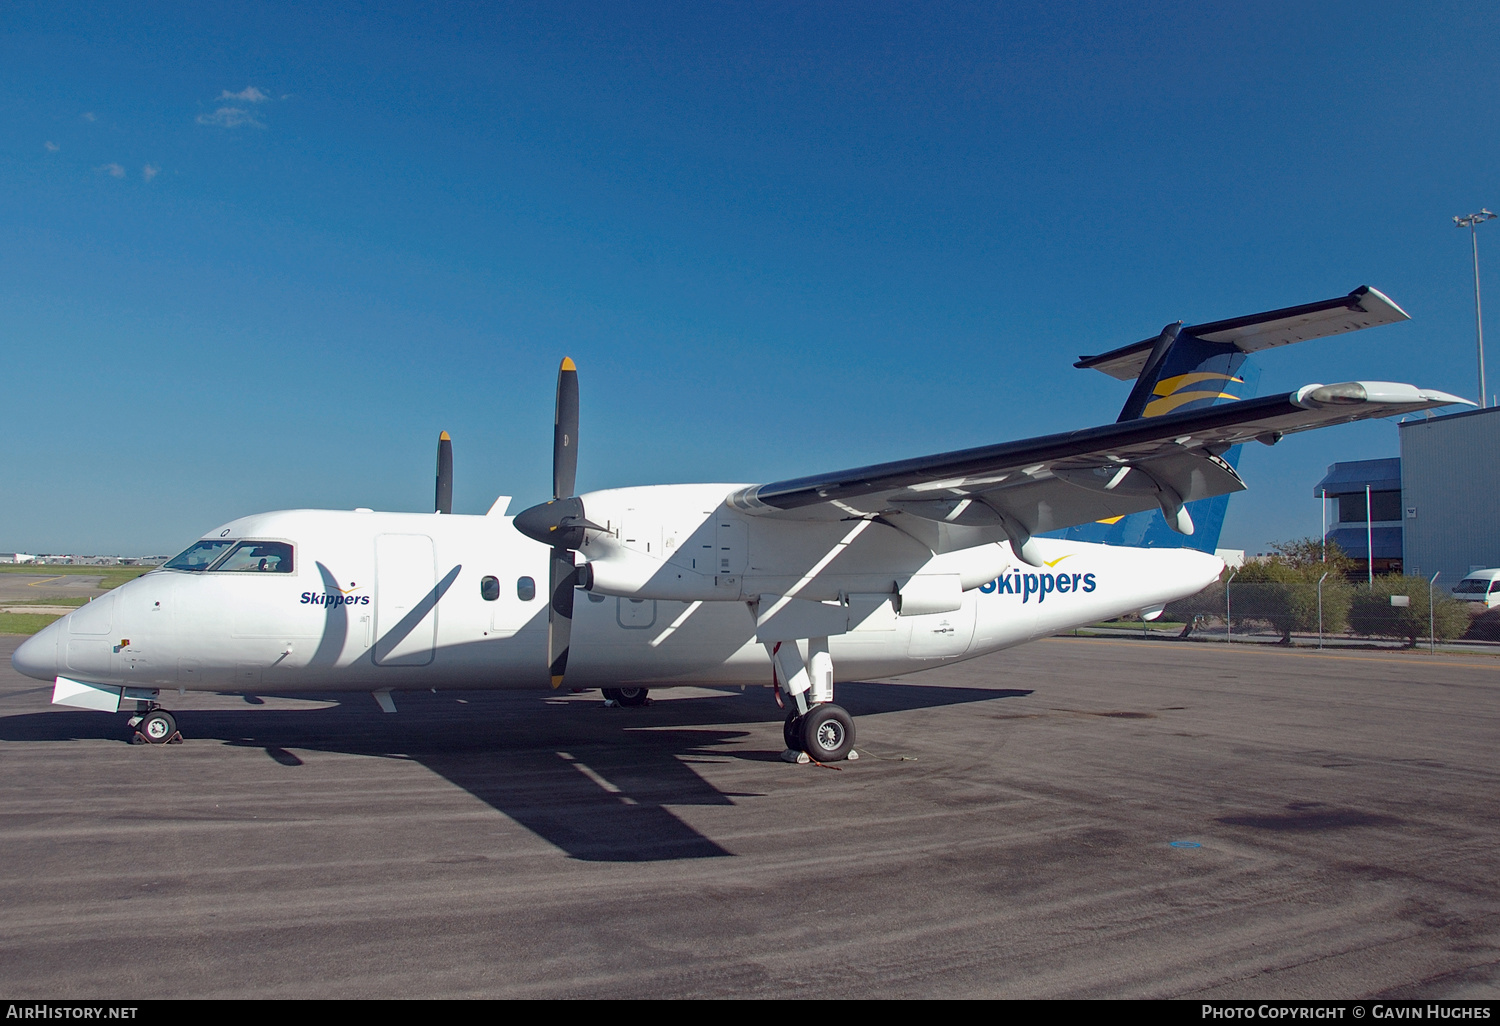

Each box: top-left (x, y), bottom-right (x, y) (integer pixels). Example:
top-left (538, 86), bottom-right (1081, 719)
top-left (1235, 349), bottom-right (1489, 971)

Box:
top-left (601, 687), bottom-right (650, 707)
top-left (129, 703), bottom-right (182, 745)
top-left (771, 638), bottom-right (857, 763)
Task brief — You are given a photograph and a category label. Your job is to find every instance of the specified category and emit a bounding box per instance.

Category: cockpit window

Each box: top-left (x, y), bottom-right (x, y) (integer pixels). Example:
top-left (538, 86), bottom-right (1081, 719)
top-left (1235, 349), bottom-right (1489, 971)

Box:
top-left (164, 540), bottom-right (238, 572)
top-left (162, 539), bottom-right (294, 573)
top-left (214, 541), bottom-right (294, 573)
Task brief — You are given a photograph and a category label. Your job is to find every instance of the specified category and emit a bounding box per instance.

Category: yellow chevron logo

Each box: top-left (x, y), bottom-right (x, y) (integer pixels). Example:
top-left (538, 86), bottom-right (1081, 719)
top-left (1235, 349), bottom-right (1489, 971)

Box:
top-left (1142, 371), bottom-right (1245, 417)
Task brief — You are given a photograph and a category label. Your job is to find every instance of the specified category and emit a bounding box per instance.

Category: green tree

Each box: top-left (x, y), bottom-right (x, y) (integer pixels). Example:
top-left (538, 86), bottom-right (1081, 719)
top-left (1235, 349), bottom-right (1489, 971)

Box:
top-left (1267, 537), bottom-right (1359, 577)
top-left (1347, 575), bottom-right (1472, 647)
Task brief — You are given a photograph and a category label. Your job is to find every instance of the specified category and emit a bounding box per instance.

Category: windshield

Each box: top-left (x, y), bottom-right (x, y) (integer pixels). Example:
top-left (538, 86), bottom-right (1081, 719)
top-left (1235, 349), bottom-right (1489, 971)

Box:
top-left (164, 540), bottom-right (238, 572)
top-left (162, 539), bottom-right (294, 573)
top-left (214, 541), bottom-right (294, 573)
top-left (1453, 578), bottom-right (1493, 594)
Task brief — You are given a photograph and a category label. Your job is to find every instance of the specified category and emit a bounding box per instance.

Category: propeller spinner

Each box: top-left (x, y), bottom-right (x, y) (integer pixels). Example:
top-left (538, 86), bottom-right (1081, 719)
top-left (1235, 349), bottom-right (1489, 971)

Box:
top-left (513, 358), bottom-right (603, 687)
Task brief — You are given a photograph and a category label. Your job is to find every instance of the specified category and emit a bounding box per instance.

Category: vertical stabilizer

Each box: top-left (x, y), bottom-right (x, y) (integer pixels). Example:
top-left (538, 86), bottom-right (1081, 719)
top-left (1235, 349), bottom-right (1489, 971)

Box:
top-left (1059, 286), bottom-right (1409, 553)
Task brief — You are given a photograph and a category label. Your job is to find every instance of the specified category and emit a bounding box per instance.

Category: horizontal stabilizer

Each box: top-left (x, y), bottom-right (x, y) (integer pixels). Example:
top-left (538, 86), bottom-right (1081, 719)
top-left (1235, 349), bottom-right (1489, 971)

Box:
top-left (1077, 286), bottom-right (1410, 382)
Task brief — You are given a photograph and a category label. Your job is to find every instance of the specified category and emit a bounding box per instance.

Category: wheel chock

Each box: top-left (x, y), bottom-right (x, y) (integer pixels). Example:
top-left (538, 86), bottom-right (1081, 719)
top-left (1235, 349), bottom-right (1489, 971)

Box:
top-left (131, 730), bottom-right (184, 746)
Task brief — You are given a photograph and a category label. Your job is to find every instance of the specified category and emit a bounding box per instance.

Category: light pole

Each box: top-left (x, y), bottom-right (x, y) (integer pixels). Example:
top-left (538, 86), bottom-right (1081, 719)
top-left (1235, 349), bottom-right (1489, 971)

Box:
top-left (1455, 209), bottom-right (1496, 408)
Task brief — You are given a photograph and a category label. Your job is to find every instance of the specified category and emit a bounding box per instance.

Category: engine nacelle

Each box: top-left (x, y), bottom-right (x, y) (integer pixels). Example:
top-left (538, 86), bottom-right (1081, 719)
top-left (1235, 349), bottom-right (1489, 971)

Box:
top-left (581, 544), bottom-right (722, 602)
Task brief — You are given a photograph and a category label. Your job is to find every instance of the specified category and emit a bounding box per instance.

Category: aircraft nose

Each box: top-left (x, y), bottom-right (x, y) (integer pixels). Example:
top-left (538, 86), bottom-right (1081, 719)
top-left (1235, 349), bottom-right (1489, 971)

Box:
top-left (12, 621), bottom-right (61, 682)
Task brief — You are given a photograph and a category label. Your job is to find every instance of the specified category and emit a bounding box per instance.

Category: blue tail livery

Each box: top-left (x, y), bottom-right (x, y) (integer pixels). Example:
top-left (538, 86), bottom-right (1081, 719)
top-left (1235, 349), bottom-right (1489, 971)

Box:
top-left (1054, 286), bottom-right (1409, 553)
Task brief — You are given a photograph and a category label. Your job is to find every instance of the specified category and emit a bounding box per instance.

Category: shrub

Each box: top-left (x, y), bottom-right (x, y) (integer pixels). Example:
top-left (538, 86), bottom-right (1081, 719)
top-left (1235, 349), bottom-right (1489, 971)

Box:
top-left (1229, 559), bottom-right (1352, 643)
top-left (1347, 575), bottom-right (1471, 646)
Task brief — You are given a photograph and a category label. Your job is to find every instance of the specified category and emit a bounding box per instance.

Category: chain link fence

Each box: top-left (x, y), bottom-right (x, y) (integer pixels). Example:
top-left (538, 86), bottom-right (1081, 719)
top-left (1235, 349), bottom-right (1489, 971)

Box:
top-left (1157, 575), bottom-right (1481, 648)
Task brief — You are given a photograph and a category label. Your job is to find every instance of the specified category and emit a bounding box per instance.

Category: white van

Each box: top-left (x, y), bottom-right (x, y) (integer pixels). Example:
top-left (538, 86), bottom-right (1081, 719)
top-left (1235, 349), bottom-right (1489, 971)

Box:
top-left (1451, 569), bottom-right (1500, 610)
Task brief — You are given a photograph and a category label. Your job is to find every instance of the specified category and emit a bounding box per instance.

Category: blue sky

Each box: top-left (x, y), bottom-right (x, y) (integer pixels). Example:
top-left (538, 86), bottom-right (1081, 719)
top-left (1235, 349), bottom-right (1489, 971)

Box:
top-left (4, 2), bottom-right (1498, 555)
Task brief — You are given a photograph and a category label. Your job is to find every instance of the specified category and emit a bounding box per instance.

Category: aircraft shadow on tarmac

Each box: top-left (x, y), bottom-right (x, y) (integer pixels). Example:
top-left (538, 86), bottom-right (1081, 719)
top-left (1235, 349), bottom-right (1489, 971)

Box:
top-left (0, 680), bottom-right (1030, 863)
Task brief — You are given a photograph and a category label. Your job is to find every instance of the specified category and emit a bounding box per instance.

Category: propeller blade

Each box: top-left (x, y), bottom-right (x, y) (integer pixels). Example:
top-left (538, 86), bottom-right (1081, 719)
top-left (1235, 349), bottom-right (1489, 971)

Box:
top-left (547, 547), bottom-right (576, 688)
top-left (553, 357), bottom-right (579, 500)
top-left (435, 431), bottom-right (453, 514)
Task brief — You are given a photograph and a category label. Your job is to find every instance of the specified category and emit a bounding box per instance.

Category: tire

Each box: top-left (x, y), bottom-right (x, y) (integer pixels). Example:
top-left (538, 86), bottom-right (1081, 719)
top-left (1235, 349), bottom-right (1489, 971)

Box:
top-left (783, 712), bottom-right (803, 751)
top-left (139, 709), bottom-right (176, 745)
top-left (800, 704), bottom-right (855, 762)
top-left (601, 688), bottom-right (623, 703)
top-left (616, 687), bottom-right (650, 707)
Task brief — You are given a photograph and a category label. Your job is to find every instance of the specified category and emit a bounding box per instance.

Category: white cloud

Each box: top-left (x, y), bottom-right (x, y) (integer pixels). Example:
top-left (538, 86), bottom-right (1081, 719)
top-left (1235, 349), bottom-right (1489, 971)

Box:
top-left (97, 163), bottom-right (125, 178)
top-left (143, 164), bottom-right (160, 182)
top-left (219, 86), bottom-right (269, 103)
top-left (196, 106), bottom-right (263, 129)
top-left (44, 141), bottom-right (59, 152)
top-left (81, 112), bottom-right (96, 122)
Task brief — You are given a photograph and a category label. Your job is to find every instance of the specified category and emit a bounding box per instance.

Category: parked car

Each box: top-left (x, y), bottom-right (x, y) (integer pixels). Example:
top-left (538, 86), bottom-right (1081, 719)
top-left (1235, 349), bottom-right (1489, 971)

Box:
top-left (1451, 569), bottom-right (1500, 610)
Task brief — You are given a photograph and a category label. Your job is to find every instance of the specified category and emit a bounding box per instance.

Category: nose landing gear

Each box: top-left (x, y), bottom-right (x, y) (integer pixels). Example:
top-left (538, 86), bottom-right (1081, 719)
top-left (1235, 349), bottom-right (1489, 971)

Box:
top-left (129, 706), bottom-right (182, 745)
top-left (601, 687), bottom-right (651, 707)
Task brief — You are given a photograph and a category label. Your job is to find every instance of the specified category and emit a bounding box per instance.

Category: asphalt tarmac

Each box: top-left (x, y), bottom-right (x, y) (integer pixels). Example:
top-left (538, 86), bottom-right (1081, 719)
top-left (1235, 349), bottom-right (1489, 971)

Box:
top-left (1, 634), bottom-right (1497, 999)
top-left (0, 574), bottom-right (108, 603)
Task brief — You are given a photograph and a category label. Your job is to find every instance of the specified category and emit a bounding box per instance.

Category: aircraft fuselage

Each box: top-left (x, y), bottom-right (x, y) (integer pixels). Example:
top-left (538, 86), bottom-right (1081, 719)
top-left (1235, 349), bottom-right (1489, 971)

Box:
top-left (13, 487), bottom-right (1223, 696)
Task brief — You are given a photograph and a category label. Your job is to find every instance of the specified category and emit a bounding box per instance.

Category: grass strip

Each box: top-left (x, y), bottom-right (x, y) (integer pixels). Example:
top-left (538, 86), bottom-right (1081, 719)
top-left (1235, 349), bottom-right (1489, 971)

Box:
top-left (0, 612), bottom-right (64, 635)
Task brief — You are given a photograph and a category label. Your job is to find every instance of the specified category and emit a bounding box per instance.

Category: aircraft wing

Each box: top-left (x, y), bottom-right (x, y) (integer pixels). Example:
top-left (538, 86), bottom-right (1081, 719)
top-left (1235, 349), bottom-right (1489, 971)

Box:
top-left (726, 381), bottom-right (1468, 555)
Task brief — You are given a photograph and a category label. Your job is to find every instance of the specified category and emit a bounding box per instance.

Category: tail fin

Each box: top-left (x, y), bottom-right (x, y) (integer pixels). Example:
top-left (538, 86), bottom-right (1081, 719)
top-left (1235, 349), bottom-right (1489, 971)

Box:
top-left (1057, 286), bottom-right (1409, 553)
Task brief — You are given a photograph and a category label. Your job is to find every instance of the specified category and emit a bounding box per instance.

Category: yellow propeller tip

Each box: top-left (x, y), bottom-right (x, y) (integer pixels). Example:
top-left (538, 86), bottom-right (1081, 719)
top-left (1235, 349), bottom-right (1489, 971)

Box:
top-left (439, 431), bottom-right (450, 441)
top-left (560, 357), bottom-right (576, 371)
top-left (550, 675), bottom-right (565, 689)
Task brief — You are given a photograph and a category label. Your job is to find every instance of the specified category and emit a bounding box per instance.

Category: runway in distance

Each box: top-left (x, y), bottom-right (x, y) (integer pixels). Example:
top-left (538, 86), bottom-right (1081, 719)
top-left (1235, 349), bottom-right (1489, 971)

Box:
top-left (13, 286), bottom-right (1470, 761)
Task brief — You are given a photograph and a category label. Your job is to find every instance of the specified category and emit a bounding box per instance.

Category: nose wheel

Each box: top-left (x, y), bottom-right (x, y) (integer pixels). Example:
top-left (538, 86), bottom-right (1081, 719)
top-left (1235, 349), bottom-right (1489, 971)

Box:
top-left (130, 708), bottom-right (181, 745)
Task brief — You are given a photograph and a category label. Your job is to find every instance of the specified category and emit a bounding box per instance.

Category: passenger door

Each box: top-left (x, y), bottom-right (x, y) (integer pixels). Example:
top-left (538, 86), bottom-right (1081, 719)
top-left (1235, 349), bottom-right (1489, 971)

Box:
top-left (374, 535), bottom-right (437, 666)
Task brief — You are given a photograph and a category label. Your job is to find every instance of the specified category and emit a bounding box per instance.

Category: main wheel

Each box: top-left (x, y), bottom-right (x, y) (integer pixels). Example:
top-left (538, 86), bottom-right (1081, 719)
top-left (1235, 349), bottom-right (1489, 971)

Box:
top-left (601, 688), bottom-right (623, 703)
top-left (616, 687), bottom-right (650, 707)
top-left (139, 709), bottom-right (177, 745)
top-left (800, 704), bottom-right (855, 762)
top-left (783, 712), bottom-right (803, 750)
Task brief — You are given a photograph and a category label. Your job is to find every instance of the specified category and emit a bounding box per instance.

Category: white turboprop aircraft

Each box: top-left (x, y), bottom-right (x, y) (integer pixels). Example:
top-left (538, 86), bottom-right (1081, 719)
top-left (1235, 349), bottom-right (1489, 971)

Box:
top-left (13, 286), bottom-right (1469, 761)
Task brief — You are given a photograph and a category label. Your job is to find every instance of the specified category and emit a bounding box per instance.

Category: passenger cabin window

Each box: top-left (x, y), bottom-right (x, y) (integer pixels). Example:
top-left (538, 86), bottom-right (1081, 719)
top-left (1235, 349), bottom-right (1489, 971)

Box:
top-left (214, 541), bottom-right (294, 573)
top-left (517, 576), bottom-right (536, 601)
top-left (480, 576), bottom-right (500, 601)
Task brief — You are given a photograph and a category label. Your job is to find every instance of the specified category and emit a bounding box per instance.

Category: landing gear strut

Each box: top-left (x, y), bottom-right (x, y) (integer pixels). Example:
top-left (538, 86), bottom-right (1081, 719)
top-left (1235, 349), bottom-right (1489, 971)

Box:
top-left (601, 687), bottom-right (650, 707)
top-left (770, 637), bottom-right (856, 762)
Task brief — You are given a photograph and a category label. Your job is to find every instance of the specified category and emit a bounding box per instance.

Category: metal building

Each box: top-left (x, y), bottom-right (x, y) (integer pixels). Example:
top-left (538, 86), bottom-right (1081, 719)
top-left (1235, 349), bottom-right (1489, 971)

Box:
top-left (1400, 405), bottom-right (1500, 586)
